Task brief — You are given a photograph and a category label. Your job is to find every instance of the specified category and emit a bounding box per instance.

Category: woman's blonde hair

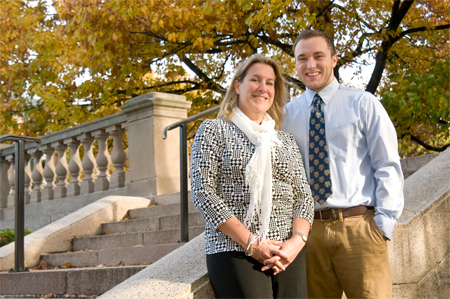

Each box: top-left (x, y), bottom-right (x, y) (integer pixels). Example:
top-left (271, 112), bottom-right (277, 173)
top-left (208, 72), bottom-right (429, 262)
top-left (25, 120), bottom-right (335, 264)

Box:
top-left (217, 54), bottom-right (288, 130)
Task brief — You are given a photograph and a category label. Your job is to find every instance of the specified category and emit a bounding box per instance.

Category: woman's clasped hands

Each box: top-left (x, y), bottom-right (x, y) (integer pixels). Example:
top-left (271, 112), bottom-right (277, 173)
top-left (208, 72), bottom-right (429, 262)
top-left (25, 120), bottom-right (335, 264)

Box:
top-left (259, 237), bottom-right (305, 275)
top-left (249, 239), bottom-right (287, 273)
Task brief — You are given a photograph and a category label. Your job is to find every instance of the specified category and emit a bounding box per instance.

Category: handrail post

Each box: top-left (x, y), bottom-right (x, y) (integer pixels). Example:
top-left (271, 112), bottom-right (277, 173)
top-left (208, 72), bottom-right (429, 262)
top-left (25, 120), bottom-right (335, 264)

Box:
top-left (1, 134), bottom-right (41, 272)
top-left (163, 105), bottom-right (220, 244)
top-left (180, 123), bottom-right (189, 243)
top-left (14, 140), bottom-right (26, 272)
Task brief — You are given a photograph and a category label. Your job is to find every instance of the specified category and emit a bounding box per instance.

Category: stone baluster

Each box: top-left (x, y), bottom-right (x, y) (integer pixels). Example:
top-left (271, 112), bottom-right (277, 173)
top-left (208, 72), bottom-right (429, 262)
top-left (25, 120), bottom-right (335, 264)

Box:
top-left (29, 149), bottom-right (44, 203)
top-left (64, 137), bottom-right (82, 197)
top-left (23, 152), bottom-right (32, 204)
top-left (52, 141), bottom-right (68, 199)
top-left (5, 154), bottom-right (15, 207)
top-left (106, 124), bottom-right (126, 189)
top-left (77, 133), bottom-right (96, 194)
top-left (0, 156), bottom-right (11, 208)
top-left (41, 145), bottom-right (55, 201)
top-left (92, 129), bottom-right (111, 192)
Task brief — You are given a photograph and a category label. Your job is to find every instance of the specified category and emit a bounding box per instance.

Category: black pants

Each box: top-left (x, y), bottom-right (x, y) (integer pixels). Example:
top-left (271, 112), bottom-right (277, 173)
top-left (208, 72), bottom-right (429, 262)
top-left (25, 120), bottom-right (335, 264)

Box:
top-left (206, 249), bottom-right (307, 298)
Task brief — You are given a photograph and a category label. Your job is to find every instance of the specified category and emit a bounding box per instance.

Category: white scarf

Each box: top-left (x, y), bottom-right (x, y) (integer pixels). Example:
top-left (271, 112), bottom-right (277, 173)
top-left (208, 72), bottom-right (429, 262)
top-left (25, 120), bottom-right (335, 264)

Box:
top-left (231, 108), bottom-right (281, 241)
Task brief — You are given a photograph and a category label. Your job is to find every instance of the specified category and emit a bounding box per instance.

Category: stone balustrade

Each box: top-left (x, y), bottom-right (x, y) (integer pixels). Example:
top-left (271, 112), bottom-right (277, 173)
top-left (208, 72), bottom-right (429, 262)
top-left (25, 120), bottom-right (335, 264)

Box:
top-left (1, 122), bottom-right (126, 206)
top-left (0, 92), bottom-right (192, 230)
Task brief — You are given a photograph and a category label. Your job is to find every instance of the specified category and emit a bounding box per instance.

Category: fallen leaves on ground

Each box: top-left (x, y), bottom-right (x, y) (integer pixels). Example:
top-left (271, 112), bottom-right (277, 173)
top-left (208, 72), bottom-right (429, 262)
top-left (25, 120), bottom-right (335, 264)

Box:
top-left (65, 262), bottom-right (75, 268)
top-left (38, 259), bottom-right (48, 270)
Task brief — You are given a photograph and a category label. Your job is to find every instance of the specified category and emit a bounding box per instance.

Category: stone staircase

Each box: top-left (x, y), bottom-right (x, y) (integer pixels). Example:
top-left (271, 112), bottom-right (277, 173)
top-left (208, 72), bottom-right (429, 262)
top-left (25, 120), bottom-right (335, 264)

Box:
top-left (0, 193), bottom-right (205, 297)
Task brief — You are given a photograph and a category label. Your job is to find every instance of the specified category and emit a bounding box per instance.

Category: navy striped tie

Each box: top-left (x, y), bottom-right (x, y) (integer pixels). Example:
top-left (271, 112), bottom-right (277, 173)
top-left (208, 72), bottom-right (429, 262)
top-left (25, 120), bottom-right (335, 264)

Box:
top-left (309, 94), bottom-right (332, 204)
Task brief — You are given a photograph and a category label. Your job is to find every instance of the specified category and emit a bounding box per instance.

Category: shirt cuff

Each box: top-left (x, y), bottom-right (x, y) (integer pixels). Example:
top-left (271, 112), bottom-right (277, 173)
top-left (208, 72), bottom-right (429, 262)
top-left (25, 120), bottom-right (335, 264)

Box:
top-left (373, 213), bottom-right (397, 240)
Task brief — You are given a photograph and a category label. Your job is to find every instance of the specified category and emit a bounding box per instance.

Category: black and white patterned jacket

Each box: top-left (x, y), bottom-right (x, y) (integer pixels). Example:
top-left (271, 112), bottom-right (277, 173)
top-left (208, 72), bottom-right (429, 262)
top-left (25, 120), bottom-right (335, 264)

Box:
top-left (190, 118), bottom-right (314, 255)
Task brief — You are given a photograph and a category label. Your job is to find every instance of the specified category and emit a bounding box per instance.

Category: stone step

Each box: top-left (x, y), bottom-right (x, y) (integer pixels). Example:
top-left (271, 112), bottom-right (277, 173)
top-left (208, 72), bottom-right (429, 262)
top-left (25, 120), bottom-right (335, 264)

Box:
top-left (128, 200), bottom-right (198, 219)
top-left (73, 226), bottom-right (205, 251)
top-left (159, 212), bottom-right (205, 230)
top-left (102, 215), bottom-right (160, 234)
top-left (102, 212), bottom-right (205, 234)
top-left (42, 243), bottom-right (183, 268)
top-left (154, 191), bottom-right (192, 206)
top-left (0, 265), bottom-right (146, 297)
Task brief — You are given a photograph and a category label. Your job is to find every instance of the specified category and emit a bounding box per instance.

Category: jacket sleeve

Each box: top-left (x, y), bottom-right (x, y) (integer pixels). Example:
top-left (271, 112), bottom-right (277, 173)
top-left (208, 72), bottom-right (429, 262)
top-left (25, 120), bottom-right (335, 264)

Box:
top-left (287, 134), bottom-right (315, 226)
top-left (190, 120), bottom-right (235, 231)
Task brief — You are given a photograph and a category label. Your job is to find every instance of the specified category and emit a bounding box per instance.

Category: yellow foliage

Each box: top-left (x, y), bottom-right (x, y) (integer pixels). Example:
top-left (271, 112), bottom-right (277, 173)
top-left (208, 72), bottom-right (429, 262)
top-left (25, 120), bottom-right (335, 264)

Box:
top-left (0, 0), bottom-right (448, 154)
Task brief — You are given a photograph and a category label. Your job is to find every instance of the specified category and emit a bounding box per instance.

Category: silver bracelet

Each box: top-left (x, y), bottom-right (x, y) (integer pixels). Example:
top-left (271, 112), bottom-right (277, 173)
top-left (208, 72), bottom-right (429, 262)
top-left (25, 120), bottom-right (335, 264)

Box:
top-left (245, 232), bottom-right (254, 256)
top-left (293, 231), bottom-right (308, 243)
top-left (245, 233), bottom-right (261, 256)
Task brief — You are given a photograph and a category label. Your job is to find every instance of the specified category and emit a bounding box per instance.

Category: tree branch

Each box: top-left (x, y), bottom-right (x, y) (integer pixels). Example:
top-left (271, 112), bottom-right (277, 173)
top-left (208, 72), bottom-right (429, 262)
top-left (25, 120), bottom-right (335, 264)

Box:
top-left (284, 75), bottom-right (305, 90)
top-left (181, 55), bottom-right (225, 94)
top-left (332, 3), bottom-right (378, 32)
top-left (393, 24), bottom-right (450, 43)
top-left (366, 0), bottom-right (415, 94)
top-left (390, 0), bottom-right (414, 30)
top-left (401, 133), bottom-right (450, 152)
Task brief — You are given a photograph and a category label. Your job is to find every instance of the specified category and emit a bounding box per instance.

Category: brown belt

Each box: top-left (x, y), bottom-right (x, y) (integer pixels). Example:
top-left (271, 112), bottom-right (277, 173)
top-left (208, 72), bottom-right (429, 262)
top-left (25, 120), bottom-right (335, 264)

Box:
top-left (314, 206), bottom-right (374, 221)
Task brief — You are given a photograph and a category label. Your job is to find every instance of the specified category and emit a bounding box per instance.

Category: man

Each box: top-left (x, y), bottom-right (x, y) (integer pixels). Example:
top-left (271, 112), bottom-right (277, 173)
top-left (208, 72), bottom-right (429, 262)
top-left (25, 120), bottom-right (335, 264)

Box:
top-left (282, 30), bottom-right (404, 298)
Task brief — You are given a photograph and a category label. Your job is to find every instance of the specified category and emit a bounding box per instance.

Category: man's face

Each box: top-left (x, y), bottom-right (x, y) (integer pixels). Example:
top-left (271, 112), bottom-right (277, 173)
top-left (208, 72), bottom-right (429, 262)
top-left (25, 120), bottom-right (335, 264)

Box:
top-left (294, 36), bottom-right (338, 92)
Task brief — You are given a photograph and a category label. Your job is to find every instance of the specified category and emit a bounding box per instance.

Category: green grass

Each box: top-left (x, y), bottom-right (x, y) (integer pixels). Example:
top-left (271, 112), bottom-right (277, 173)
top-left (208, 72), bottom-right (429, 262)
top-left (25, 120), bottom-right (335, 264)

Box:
top-left (0, 229), bottom-right (33, 247)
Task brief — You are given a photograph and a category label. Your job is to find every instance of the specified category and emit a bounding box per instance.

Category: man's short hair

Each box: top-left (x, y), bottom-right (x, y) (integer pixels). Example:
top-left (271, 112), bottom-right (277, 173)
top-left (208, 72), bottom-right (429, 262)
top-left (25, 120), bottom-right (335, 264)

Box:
top-left (292, 30), bottom-right (336, 57)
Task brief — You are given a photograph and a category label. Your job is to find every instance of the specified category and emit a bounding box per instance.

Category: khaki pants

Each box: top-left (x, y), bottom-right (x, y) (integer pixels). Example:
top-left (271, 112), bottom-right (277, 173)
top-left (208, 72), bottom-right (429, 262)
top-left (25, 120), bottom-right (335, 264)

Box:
top-left (306, 209), bottom-right (392, 299)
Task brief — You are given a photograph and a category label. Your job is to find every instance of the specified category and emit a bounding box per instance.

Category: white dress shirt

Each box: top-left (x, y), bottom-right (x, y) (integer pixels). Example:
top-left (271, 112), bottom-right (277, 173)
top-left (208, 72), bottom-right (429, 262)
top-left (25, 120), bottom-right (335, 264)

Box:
top-left (282, 79), bottom-right (404, 239)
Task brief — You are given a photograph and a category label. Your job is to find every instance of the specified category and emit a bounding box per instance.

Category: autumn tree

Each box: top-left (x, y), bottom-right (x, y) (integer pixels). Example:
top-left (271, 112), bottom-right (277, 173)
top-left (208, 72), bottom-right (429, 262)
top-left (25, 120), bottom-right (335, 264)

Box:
top-left (1, 0), bottom-right (448, 156)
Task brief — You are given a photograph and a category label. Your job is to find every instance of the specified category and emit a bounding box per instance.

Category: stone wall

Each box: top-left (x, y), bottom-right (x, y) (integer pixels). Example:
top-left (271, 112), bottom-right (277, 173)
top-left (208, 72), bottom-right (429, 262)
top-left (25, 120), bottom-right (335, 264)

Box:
top-left (390, 149), bottom-right (449, 297)
top-left (400, 153), bottom-right (439, 179)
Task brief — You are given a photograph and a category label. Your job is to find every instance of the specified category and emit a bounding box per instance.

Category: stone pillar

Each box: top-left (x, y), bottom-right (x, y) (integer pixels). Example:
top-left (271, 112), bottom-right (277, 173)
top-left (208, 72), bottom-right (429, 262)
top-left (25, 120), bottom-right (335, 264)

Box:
top-left (78, 133), bottom-right (96, 194)
top-left (122, 92), bottom-right (192, 196)
top-left (64, 137), bottom-right (82, 197)
top-left (5, 154), bottom-right (15, 207)
top-left (29, 149), bottom-right (43, 203)
top-left (24, 153), bottom-right (32, 204)
top-left (106, 124), bottom-right (127, 189)
top-left (0, 156), bottom-right (11, 208)
top-left (92, 129), bottom-right (111, 192)
top-left (52, 141), bottom-right (68, 199)
top-left (41, 145), bottom-right (55, 201)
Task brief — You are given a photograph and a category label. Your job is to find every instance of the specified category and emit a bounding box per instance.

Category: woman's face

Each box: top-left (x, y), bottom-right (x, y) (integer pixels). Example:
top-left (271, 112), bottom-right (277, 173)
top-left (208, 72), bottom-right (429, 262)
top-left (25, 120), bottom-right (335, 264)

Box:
top-left (234, 63), bottom-right (275, 124)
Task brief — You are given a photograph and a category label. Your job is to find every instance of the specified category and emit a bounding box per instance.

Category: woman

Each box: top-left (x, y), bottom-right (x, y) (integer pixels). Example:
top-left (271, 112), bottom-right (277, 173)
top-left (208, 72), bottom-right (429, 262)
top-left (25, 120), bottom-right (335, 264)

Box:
top-left (190, 54), bottom-right (314, 298)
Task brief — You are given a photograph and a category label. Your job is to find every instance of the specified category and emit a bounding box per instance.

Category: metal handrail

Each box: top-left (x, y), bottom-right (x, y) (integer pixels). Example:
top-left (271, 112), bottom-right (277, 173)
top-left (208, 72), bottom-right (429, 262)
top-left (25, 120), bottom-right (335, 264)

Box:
top-left (163, 105), bottom-right (220, 140)
top-left (163, 105), bottom-right (220, 243)
top-left (0, 134), bottom-right (41, 272)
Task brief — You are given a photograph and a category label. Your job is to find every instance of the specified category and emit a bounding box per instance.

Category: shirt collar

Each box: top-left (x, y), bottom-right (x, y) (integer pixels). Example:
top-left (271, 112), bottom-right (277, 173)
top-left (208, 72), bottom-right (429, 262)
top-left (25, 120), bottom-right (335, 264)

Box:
top-left (306, 78), bottom-right (339, 107)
